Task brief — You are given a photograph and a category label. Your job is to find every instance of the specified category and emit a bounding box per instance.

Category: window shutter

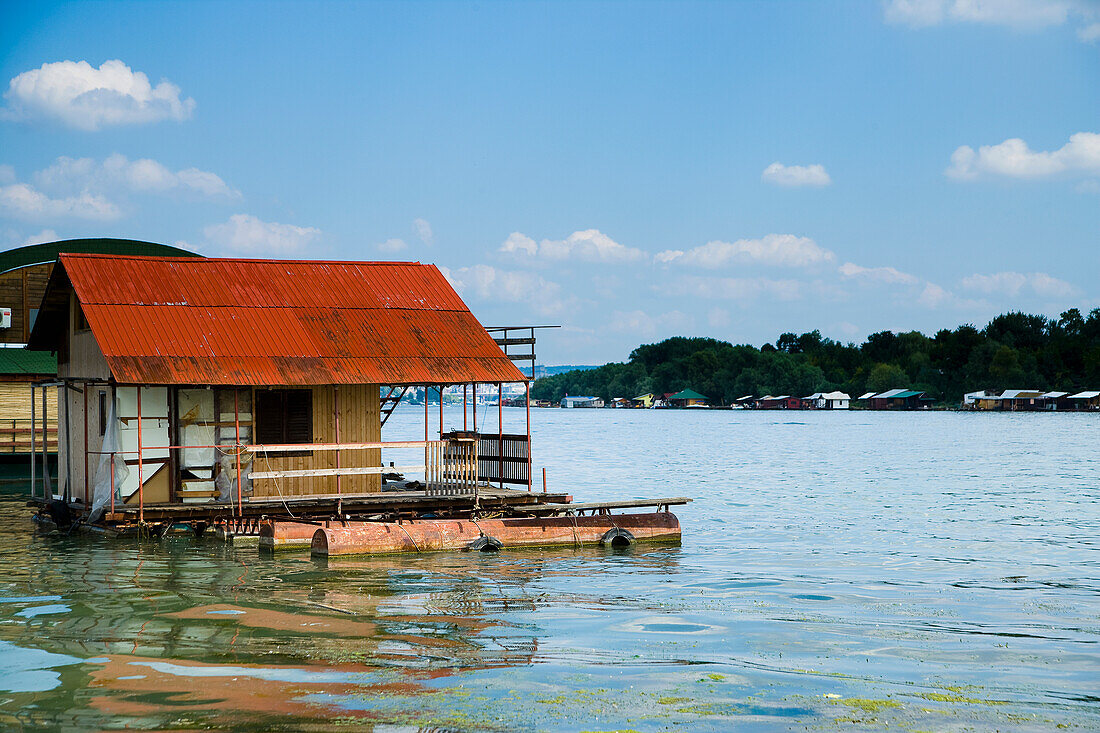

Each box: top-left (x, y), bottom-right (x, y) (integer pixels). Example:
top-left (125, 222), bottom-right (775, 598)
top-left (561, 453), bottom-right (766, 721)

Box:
top-left (255, 391), bottom-right (284, 444)
top-left (285, 390), bottom-right (313, 444)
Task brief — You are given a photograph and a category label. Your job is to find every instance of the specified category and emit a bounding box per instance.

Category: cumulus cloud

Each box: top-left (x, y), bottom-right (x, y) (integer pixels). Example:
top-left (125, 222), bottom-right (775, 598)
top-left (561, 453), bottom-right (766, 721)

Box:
top-left (0, 182), bottom-right (119, 220)
top-left (961, 271), bottom-right (1077, 298)
top-left (656, 234), bottom-right (835, 268)
top-left (33, 154), bottom-right (238, 198)
top-left (203, 214), bottom-right (321, 256)
top-left (946, 132), bottom-right (1100, 180)
top-left (917, 282), bottom-right (953, 308)
top-left (608, 309), bottom-right (694, 339)
top-left (20, 229), bottom-right (59, 246)
top-left (655, 275), bottom-right (806, 301)
top-left (442, 264), bottom-right (574, 316)
top-left (377, 238), bottom-right (407, 253)
top-left (500, 229), bottom-right (645, 263)
top-left (838, 261), bottom-right (920, 284)
top-left (761, 162), bottom-right (832, 187)
top-left (412, 218), bottom-right (433, 245)
top-left (884, 0), bottom-right (1074, 29)
top-left (2, 59), bottom-right (195, 130)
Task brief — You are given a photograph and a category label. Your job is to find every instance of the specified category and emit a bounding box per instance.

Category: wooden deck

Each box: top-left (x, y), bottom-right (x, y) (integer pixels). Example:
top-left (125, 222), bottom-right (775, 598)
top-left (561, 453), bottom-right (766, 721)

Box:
top-left (39, 485), bottom-right (574, 525)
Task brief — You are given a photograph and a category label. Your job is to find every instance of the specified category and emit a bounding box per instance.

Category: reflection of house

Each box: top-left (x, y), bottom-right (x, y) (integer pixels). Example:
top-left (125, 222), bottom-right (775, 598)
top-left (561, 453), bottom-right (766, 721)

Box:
top-left (868, 389), bottom-right (926, 410)
top-left (669, 389), bottom-right (707, 408)
top-left (29, 253), bottom-right (526, 514)
top-left (756, 395), bottom-right (800, 410)
top-left (1067, 391), bottom-right (1100, 410)
top-left (560, 395), bottom-right (604, 408)
top-left (803, 391), bottom-right (850, 409)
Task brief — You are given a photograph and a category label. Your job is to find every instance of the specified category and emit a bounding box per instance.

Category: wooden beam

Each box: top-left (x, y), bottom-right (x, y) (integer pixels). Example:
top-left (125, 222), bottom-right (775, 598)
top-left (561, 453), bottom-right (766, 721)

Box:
top-left (251, 464), bottom-right (424, 480)
top-left (247, 440), bottom-right (437, 453)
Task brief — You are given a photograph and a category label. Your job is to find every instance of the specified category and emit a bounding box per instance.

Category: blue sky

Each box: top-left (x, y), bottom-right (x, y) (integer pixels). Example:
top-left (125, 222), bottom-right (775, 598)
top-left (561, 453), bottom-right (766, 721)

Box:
top-left (1, 0), bottom-right (1098, 364)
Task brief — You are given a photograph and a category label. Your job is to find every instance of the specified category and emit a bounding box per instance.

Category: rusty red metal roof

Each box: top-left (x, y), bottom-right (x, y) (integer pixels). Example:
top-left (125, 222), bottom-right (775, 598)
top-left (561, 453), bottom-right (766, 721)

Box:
top-left (54, 253), bottom-right (526, 386)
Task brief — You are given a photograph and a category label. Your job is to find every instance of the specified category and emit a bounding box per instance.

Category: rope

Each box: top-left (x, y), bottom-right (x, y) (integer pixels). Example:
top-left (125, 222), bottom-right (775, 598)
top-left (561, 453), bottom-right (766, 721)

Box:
top-left (395, 521), bottom-right (421, 552)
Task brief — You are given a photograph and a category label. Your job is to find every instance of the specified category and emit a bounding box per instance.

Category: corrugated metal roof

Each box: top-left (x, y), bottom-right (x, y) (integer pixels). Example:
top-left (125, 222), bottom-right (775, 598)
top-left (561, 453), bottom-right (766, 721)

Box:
top-left (1069, 391), bottom-right (1100, 399)
top-left (48, 253), bottom-right (526, 386)
top-left (670, 388), bottom-right (706, 400)
top-left (999, 389), bottom-right (1044, 399)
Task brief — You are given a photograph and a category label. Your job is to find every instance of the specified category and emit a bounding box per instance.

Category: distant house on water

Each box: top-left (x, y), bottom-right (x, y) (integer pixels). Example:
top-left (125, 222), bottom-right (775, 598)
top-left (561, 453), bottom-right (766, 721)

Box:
top-left (669, 389), bottom-right (707, 408)
top-left (868, 389), bottom-right (926, 410)
top-left (803, 391), bottom-right (850, 409)
top-left (560, 395), bottom-right (605, 408)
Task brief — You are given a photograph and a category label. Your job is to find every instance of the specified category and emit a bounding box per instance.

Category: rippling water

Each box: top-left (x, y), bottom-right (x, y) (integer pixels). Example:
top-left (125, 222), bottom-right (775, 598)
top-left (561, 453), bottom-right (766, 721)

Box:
top-left (0, 408), bottom-right (1097, 731)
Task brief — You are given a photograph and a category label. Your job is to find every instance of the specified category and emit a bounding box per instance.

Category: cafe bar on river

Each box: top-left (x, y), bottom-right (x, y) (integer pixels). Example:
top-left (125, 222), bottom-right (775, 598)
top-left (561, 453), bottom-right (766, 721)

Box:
top-left (25, 253), bottom-right (685, 553)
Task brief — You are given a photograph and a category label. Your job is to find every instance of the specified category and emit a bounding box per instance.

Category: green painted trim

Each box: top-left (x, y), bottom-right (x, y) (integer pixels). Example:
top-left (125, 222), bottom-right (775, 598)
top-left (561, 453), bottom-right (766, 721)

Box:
top-left (0, 238), bottom-right (201, 275)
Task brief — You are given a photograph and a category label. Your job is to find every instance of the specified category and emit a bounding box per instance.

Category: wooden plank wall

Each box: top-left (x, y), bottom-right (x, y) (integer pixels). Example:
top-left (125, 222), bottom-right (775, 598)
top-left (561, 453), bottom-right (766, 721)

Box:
top-left (251, 384), bottom-right (381, 497)
top-left (0, 263), bottom-right (53, 344)
top-left (0, 382), bottom-right (57, 454)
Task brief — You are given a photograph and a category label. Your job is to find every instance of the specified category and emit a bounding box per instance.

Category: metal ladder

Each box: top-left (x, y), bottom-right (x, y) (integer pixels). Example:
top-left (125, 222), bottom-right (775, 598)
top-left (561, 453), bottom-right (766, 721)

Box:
top-left (379, 386), bottom-right (409, 427)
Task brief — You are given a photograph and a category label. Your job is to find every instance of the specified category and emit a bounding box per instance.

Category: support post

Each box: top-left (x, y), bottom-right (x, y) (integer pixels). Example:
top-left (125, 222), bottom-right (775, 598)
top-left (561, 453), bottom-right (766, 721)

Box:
top-left (423, 386), bottom-right (428, 487)
top-left (543, 466), bottom-right (547, 494)
top-left (137, 387), bottom-right (144, 524)
top-left (29, 384), bottom-right (35, 500)
top-left (109, 451), bottom-right (115, 515)
top-left (234, 390), bottom-right (242, 516)
top-left (498, 383), bottom-right (503, 489)
top-left (472, 384), bottom-right (477, 432)
top-left (463, 384), bottom-right (467, 430)
top-left (525, 381), bottom-right (531, 492)
top-left (41, 385), bottom-right (51, 500)
top-left (439, 385), bottom-right (443, 439)
top-left (334, 386), bottom-right (341, 496)
top-left (83, 383), bottom-right (89, 512)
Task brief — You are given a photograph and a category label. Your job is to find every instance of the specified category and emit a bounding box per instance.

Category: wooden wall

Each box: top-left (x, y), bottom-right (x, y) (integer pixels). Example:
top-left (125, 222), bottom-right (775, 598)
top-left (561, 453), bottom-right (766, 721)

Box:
top-left (0, 262), bottom-right (53, 344)
top-left (251, 384), bottom-right (381, 497)
top-left (59, 294), bottom-right (111, 380)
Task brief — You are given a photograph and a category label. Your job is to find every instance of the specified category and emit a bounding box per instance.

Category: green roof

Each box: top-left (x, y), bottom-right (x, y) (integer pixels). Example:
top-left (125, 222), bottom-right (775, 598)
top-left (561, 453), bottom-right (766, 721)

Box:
top-left (0, 238), bottom-right (201, 275)
top-left (893, 390), bottom-right (923, 399)
top-left (670, 388), bottom-right (707, 400)
top-left (0, 348), bottom-right (56, 375)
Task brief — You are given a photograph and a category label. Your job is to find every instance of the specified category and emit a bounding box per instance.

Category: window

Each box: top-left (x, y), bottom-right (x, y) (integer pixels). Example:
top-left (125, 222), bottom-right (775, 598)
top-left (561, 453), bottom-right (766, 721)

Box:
top-left (255, 389), bottom-right (313, 452)
top-left (74, 305), bottom-right (90, 332)
top-left (99, 391), bottom-right (107, 436)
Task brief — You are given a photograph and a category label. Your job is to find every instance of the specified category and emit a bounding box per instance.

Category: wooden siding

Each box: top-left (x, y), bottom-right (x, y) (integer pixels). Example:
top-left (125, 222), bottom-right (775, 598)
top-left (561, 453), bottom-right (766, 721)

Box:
top-left (60, 293), bottom-right (111, 380)
top-left (0, 262), bottom-right (53, 344)
top-left (251, 384), bottom-right (381, 497)
top-left (0, 382), bottom-right (57, 454)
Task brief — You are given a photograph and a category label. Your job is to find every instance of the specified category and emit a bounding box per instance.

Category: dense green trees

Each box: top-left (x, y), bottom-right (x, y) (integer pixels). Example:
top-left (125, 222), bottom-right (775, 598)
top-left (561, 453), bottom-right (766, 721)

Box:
top-left (530, 309), bottom-right (1100, 406)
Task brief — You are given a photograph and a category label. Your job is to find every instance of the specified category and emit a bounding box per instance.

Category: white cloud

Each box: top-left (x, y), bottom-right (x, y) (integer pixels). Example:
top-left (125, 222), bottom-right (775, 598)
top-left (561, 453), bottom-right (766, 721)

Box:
top-left (500, 229), bottom-right (645, 263)
top-left (442, 264), bottom-right (574, 316)
top-left (838, 261), bottom-right (920, 284)
top-left (946, 133), bottom-right (1100, 180)
top-left (885, 0), bottom-right (1074, 29)
top-left (32, 154), bottom-right (238, 198)
top-left (656, 234), bottom-right (835, 268)
top-left (2, 59), bottom-right (195, 130)
top-left (203, 214), bottom-right (321, 256)
top-left (917, 282), bottom-right (953, 308)
top-left (0, 165), bottom-right (14, 185)
top-left (656, 275), bottom-right (806, 301)
top-left (377, 238), bottom-right (407, 253)
top-left (20, 229), bottom-right (59, 246)
top-left (608, 310), bottom-right (693, 339)
top-left (412, 218), bottom-right (433, 245)
top-left (885, 0), bottom-right (1100, 41)
top-left (761, 162), bottom-right (832, 187)
top-left (960, 271), bottom-right (1077, 298)
top-left (0, 182), bottom-right (119, 220)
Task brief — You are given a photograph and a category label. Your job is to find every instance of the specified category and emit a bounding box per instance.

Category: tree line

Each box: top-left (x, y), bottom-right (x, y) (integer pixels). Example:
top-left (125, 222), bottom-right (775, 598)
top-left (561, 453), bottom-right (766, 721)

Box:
top-left (530, 309), bottom-right (1100, 406)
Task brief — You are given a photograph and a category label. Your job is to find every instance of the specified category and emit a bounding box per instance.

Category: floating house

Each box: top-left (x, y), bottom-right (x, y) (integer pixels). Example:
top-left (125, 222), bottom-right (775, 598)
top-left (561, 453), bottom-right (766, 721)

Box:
top-left (1067, 391), bottom-right (1100, 410)
top-left (26, 253), bottom-right (690, 550)
top-left (1040, 391), bottom-right (1071, 410)
top-left (560, 395), bottom-right (605, 408)
top-left (731, 395), bottom-right (754, 408)
top-left (756, 395), bottom-right (800, 410)
top-left (668, 389), bottom-right (707, 408)
top-left (803, 391), bottom-right (850, 409)
top-left (633, 393), bottom-right (655, 408)
top-left (868, 389), bottom-right (926, 410)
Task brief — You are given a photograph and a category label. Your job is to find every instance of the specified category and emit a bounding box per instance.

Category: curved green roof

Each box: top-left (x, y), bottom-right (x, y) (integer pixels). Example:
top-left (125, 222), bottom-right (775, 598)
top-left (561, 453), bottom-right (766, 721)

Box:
top-left (0, 238), bottom-right (201, 275)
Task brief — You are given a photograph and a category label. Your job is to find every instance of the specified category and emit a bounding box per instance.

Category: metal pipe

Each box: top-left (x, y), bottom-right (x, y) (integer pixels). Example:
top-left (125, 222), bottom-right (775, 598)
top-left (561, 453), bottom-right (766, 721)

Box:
top-left (83, 383), bottom-right (89, 512)
top-left (525, 381), bottom-right (531, 492)
top-left (498, 383), bottom-right (503, 489)
top-left (439, 385), bottom-right (443, 438)
top-left (423, 385), bottom-right (428, 486)
top-left (463, 384), bottom-right (467, 430)
top-left (41, 386), bottom-right (51, 500)
top-left (137, 387), bottom-right (144, 524)
top-left (334, 386), bottom-right (341, 496)
top-left (110, 451), bottom-right (115, 515)
top-left (472, 384), bottom-right (477, 432)
top-left (542, 466), bottom-right (547, 494)
top-left (30, 384), bottom-right (35, 500)
top-left (234, 390), bottom-right (242, 517)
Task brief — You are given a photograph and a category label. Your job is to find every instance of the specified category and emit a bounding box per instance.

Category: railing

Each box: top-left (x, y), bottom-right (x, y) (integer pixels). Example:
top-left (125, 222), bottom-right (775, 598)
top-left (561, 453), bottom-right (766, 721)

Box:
top-left (426, 435), bottom-right (478, 496)
top-left (477, 433), bottom-right (531, 486)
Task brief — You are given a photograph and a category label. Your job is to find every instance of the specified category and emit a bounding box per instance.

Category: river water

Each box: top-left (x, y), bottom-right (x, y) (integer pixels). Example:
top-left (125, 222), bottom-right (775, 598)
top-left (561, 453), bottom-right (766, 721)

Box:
top-left (0, 407), bottom-right (1096, 731)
